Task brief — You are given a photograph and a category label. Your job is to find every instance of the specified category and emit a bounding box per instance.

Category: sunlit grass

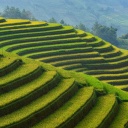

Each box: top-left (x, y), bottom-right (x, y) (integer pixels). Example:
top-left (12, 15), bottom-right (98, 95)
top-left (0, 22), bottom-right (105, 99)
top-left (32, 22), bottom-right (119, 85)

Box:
top-left (0, 71), bottom-right (57, 107)
top-left (75, 94), bottom-right (117, 128)
top-left (0, 63), bottom-right (39, 86)
top-left (0, 78), bottom-right (75, 127)
top-left (33, 87), bottom-right (94, 128)
top-left (0, 57), bottom-right (18, 69)
top-left (109, 102), bottom-right (128, 128)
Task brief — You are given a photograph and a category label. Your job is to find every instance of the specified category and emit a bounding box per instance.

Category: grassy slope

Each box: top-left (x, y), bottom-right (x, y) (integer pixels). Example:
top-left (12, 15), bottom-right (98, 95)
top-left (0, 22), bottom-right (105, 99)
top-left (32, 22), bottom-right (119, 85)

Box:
top-left (1, 49), bottom-right (128, 101)
top-left (0, 18), bottom-right (128, 90)
top-left (75, 94), bottom-right (117, 128)
top-left (109, 102), bottom-right (128, 128)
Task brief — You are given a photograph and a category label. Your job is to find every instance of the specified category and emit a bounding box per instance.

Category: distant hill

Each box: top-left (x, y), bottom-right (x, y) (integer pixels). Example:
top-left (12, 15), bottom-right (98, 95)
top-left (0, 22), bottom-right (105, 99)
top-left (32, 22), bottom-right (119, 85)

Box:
top-left (0, 0), bottom-right (128, 36)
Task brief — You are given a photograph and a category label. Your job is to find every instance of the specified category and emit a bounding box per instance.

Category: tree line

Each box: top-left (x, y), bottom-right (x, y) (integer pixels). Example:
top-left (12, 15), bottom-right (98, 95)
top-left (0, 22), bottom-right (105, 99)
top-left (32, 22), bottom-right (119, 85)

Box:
top-left (0, 6), bottom-right (36, 20)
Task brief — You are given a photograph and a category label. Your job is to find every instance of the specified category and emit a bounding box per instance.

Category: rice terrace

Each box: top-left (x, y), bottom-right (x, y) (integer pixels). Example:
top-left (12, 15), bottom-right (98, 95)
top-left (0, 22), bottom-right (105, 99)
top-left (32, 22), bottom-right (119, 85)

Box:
top-left (0, 17), bottom-right (128, 128)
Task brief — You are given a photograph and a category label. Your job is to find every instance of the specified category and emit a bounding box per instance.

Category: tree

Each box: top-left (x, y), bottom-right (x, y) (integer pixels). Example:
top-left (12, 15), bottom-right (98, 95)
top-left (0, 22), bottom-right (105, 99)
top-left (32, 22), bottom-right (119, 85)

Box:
top-left (49, 17), bottom-right (57, 23)
top-left (75, 23), bottom-right (89, 32)
top-left (60, 19), bottom-right (69, 26)
top-left (21, 9), bottom-right (36, 20)
top-left (60, 19), bottom-right (65, 25)
top-left (120, 33), bottom-right (128, 39)
top-left (92, 22), bottom-right (118, 46)
top-left (1, 6), bottom-right (36, 20)
top-left (78, 23), bottom-right (87, 31)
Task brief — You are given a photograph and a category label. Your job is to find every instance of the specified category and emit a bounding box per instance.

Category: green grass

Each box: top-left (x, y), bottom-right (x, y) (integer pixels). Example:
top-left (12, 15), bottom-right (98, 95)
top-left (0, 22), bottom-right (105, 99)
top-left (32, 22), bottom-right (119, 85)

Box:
top-left (0, 18), bottom-right (128, 127)
top-left (12, 48), bottom-right (128, 100)
top-left (0, 21), bottom-right (47, 30)
top-left (0, 19), bottom-right (30, 26)
top-left (85, 60), bottom-right (128, 70)
top-left (24, 47), bottom-right (94, 59)
top-left (60, 63), bottom-right (84, 70)
top-left (101, 49), bottom-right (122, 58)
top-left (84, 37), bottom-right (105, 47)
top-left (74, 67), bottom-right (88, 72)
top-left (9, 41), bottom-right (86, 55)
top-left (0, 63), bottom-right (39, 86)
top-left (0, 57), bottom-right (18, 69)
top-left (0, 57), bottom-right (22, 77)
top-left (2, 50), bottom-right (127, 101)
top-left (0, 32), bottom-right (77, 45)
top-left (0, 17), bottom-right (128, 91)
top-left (0, 48), bottom-right (128, 127)
top-left (0, 26), bottom-right (74, 41)
top-left (92, 42), bottom-right (113, 52)
top-left (109, 102), bottom-right (128, 128)
top-left (0, 71), bottom-right (57, 107)
top-left (51, 57), bottom-right (105, 67)
top-left (95, 72), bottom-right (128, 80)
top-left (37, 52), bottom-right (101, 63)
top-left (116, 85), bottom-right (128, 90)
top-left (86, 64), bottom-right (128, 73)
top-left (82, 35), bottom-right (96, 42)
top-left (104, 79), bottom-right (128, 86)
top-left (75, 94), bottom-right (117, 128)
top-left (81, 73), bottom-right (128, 100)
top-left (0, 78), bottom-right (77, 127)
top-left (76, 29), bottom-right (87, 37)
top-left (0, 17), bottom-right (6, 23)
top-left (2, 37), bottom-right (83, 52)
top-left (0, 23), bottom-right (62, 37)
top-left (33, 87), bottom-right (95, 128)
top-left (0, 18), bottom-right (128, 94)
top-left (0, 71), bottom-right (61, 116)
top-left (106, 52), bottom-right (128, 62)
top-left (1, 49), bottom-right (127, 100)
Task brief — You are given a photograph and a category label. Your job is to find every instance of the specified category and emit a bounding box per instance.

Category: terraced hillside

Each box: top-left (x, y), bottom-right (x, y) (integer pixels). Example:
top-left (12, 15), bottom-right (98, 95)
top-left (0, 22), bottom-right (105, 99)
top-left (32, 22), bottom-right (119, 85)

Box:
top-left (0, 49), bottom-right (128, 128)
top-left (0, 17), bottom-right (128, 91)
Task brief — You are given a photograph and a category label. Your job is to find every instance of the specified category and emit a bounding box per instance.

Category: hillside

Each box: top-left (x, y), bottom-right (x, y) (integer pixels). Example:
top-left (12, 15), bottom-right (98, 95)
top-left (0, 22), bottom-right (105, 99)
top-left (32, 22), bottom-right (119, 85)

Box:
top-left (0, 0), bottom-right (128, 36)
top-left (0, 18), bottom-right (128, 91)
top-left (0, 17), bottom-right (128, 127)
top-left (0, 48), bottom-right (128, 128)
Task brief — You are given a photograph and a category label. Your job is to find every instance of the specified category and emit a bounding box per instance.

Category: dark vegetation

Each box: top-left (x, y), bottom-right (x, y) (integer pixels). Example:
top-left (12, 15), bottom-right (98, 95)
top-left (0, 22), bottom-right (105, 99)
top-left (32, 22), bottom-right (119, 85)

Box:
top-left (92, 22), bottom-right (118, 46)
top-left (49, 17), bottom-right (119, 46)
top-left (0, 6), bottom-right (36, 20)
top-left (120, 33), bottom-right (128, 39)
top-left (117, 33), bottom-right (128, 50)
